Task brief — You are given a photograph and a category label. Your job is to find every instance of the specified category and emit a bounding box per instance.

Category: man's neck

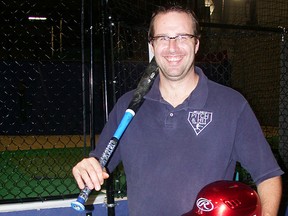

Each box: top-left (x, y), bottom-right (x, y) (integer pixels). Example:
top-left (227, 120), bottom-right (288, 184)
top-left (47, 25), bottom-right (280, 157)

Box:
top-left (159, 72), bottom-right (199, 108)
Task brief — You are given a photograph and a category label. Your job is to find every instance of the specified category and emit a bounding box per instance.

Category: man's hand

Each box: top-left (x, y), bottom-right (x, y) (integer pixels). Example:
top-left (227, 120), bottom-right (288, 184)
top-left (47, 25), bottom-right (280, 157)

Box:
top-left (72, 157), bottom-right (109, 191)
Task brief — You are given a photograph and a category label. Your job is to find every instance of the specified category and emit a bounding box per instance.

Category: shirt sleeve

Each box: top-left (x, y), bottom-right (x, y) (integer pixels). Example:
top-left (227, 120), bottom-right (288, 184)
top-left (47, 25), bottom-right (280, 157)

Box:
top-left (233, 102), bottom-right (284, 185)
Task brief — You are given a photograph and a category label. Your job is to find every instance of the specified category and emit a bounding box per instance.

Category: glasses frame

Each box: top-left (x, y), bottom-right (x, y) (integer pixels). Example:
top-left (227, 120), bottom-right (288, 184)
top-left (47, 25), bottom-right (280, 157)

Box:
top-left (149, 34), bottom-right (198, 44)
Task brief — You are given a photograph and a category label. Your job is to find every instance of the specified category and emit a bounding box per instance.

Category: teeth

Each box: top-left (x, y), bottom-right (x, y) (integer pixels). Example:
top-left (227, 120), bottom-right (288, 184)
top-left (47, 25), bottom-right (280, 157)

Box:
top-left (166, 56), bottom-right (181, 62)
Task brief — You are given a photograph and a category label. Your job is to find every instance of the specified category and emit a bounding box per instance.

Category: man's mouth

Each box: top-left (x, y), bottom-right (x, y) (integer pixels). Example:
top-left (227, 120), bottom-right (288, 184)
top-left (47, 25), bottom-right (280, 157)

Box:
top-left (165, 56), bottom-right (183, 64)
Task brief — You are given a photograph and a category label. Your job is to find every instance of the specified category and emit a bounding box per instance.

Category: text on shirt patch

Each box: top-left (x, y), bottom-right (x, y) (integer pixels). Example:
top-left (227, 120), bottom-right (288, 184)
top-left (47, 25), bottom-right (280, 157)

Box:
top-left (187, 111), bottom-right (213, 135)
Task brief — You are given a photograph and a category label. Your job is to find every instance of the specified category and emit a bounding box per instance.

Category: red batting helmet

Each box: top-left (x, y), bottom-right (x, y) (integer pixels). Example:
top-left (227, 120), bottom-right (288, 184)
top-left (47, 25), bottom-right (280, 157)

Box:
top-left (182, 180), bottom-right (261, 216)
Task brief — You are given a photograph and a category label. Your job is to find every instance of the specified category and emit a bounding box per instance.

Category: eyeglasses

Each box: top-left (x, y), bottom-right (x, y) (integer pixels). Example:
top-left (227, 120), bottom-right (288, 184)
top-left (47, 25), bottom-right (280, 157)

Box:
top-left (150, 34), bottom-right (198, 45)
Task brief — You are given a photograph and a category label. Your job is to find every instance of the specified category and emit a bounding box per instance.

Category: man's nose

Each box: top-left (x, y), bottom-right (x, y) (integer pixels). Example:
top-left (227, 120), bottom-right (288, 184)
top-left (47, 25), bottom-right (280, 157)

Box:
top-left (168, 39), bottom-right (178, 52)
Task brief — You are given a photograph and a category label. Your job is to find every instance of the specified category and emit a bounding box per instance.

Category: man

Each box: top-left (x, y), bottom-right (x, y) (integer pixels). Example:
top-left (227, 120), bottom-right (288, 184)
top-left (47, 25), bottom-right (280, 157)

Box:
top-left (73, 4), bottom-right (283, 216)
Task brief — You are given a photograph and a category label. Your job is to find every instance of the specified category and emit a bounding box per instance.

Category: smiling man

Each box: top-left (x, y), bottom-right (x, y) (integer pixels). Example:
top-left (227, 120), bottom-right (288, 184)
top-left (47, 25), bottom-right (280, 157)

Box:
top-left (73, 3), bottom-right (283, 216)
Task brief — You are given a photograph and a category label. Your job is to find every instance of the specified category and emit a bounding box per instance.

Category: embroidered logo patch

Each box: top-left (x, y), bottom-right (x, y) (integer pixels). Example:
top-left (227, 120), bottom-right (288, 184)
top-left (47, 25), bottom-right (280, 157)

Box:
top-left (187, 111), bottom-right (213, 135)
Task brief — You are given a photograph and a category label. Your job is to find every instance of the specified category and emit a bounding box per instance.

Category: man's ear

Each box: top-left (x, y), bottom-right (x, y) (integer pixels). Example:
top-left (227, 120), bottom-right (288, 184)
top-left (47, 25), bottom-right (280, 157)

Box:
top-left (148, 43), bottom-right (155, 61)
top-left (195, 39), bottom-right (200, 54)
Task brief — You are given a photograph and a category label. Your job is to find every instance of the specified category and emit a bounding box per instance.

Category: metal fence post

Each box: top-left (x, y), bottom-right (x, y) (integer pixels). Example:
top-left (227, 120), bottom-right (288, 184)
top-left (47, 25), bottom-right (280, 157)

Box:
top-left (279, 26), bottom-right (288, 171)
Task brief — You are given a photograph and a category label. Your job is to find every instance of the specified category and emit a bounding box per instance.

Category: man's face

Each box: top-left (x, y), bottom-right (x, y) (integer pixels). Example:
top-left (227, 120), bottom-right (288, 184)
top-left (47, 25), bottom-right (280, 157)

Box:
top-left (150, 11), bottom-right (199, 81)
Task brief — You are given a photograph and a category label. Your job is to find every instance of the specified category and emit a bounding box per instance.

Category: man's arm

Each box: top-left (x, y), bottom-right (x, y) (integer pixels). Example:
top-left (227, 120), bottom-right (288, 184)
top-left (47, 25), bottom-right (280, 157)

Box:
top-left (257, 176), bottom-right (282, 216)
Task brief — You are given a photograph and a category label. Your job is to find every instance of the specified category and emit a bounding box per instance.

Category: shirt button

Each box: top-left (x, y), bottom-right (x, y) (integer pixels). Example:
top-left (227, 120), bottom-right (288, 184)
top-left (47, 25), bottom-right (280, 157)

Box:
top-left (169, 113), bottom-right (174, 117)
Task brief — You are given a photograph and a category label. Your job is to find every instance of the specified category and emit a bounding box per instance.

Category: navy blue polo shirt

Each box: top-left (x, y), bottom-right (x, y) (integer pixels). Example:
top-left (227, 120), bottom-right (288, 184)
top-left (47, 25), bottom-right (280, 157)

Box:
top-left (90, 66), bottom-right (283, 216)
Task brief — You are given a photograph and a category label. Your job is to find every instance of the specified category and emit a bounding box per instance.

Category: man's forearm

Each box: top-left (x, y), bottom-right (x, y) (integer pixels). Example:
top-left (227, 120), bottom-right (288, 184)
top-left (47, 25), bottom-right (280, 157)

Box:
top-left (257, 176), bottom-right (282, 216)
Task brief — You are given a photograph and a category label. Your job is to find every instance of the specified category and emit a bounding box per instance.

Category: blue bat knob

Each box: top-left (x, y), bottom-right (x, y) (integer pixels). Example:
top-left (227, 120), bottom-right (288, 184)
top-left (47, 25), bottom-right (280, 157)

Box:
top-left (71, 186), bottom-right (91, 211)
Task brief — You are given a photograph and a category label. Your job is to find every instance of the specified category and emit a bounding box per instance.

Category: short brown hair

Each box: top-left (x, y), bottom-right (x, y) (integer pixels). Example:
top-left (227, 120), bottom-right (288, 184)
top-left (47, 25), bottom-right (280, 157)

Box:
top-left (148, 3), bottom-right (201, 42)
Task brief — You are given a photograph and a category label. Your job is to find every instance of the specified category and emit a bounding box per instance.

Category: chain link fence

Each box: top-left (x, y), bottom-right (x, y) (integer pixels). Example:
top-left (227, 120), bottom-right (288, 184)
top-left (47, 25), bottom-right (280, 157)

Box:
top-left (0, 0), bottom-right (90, 202)
top-left (1, 0), bottom-right (288, 212)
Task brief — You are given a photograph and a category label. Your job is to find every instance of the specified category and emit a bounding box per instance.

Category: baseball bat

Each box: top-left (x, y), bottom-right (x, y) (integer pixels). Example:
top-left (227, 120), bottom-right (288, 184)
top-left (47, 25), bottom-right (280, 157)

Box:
top-left (71, 57), bottom-right (158, 211)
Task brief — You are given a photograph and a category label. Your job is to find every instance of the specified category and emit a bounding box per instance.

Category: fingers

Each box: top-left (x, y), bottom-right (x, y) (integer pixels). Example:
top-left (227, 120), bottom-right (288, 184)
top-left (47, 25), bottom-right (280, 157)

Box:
top-left (72, 157), bottom-right (109, 191)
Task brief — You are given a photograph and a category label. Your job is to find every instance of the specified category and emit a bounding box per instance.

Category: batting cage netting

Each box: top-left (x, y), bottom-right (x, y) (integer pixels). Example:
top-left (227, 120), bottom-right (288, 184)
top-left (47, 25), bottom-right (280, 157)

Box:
top-left (0, 0), bottom-right (287, 213)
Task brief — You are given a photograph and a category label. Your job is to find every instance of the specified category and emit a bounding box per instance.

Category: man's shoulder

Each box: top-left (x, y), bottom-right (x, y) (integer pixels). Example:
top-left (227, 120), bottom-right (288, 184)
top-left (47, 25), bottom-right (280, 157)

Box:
top-left (117, 90), bottom-right (135, 103)
top-left (209, 80), bottom-right (245, 98)
top-left (113, 90), bottom-right (135, 112)
top-left (206, 79), bottom-right (248, 109)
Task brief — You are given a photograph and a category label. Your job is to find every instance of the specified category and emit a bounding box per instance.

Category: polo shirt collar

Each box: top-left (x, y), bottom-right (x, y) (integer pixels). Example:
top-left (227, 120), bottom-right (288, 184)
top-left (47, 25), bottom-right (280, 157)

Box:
top-left (144, 66), bottom-right (208, 110)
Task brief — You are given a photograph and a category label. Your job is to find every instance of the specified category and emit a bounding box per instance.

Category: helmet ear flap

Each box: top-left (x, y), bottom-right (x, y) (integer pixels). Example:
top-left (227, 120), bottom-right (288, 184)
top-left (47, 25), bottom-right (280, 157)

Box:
top-left (182, 180), bottom-right (262, 216)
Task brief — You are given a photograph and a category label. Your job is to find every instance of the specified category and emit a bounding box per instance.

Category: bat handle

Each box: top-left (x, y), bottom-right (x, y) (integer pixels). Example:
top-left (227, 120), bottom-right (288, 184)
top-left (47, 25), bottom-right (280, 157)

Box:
top-left (113, 109), bottom-right (135, 139)
top-left (71, 186), bottom-right (92, 211)
top-left (71, 109), bottom-right (135, 211)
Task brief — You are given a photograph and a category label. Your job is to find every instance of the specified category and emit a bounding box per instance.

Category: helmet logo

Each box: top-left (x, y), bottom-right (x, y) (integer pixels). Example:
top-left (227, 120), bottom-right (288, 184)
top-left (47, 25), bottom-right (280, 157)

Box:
top-left (196, 198), bottom-right (214, 212)
top-left (187, 111), bottom-right (213, 135)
